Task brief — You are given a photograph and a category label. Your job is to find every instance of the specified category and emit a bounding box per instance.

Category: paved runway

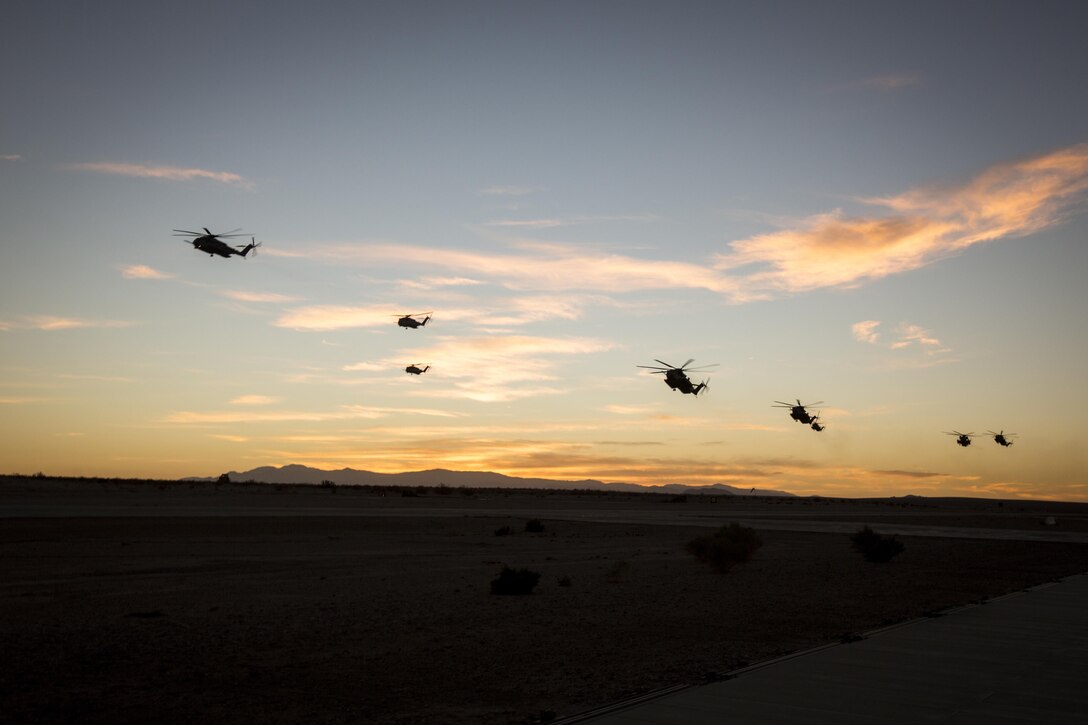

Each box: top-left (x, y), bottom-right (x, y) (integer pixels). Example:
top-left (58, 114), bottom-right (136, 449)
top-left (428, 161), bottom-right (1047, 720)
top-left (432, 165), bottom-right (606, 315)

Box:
top-left (571, 572), bottom-right (1088, 724)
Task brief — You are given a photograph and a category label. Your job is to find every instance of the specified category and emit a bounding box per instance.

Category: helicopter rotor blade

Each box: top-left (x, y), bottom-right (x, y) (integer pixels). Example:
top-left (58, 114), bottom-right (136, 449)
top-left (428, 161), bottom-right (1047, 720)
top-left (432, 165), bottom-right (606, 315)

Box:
top-left (678, 359), bottom-right (695, 370)
top-left (653, 359), bottom-right (677, 369)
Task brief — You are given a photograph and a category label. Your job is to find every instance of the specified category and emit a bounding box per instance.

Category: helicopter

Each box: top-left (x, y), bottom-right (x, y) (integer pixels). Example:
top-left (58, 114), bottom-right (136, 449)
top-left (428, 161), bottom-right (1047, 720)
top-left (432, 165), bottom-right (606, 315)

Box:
top-left (945, 431), bottom-right (975, 447)
top-left (773, 399), bottom-right (823, 426)
top-left (396, 313), bottom-right (431, 329)
top-left (405, 364), bottom-right (430, 375)
top-left (173, 228), bottom-right (260, 258)
top-left (988, 430), bottom-right (1017, 447)
top-left (637, 359), bottom-right (717, 396)
top-left (809, 412), bottom-right (825, 432)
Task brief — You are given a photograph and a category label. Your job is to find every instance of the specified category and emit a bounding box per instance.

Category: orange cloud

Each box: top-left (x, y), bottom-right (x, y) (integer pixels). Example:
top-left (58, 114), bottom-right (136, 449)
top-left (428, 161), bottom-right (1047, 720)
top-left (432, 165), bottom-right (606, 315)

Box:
top-left (222, 290), bottom-right (300, 303)
top-left (716, 143), bottom-right (1088, 301)
top-left (2, 316), bottom-right (134, 331)
top-left (121, 264), bottom-right (173, 280)
top-left (67, 162), bottom-right (253, 188)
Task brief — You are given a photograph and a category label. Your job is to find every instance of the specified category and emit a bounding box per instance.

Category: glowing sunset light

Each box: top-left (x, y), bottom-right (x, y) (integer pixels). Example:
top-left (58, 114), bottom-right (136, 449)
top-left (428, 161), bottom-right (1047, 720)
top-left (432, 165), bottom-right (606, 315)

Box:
top-left (2, 3), bottom-right (1086, 500)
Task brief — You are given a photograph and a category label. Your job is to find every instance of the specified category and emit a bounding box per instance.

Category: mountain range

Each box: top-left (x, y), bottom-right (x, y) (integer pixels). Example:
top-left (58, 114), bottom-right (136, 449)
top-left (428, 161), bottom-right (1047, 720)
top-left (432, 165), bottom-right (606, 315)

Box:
top-left (188, 464), bottom-right (796, 497)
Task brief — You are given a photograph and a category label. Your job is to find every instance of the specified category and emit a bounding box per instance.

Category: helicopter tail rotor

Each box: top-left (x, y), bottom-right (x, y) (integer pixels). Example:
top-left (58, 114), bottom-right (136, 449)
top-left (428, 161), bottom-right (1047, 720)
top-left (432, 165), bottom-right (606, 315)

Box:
top-left (239, 238), bottom-right (261, 258)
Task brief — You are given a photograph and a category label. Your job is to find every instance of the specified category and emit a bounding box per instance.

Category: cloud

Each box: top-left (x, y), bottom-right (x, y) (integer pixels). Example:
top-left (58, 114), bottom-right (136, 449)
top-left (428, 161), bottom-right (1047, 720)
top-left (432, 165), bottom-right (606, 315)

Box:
top-left (121, 264), bottom-right (173, 280)
top-left (271, 144), bottom-right (1088, 305)
top-left (853, 321), bottom-right (950, 356)
top-left (274, 304), bottom-right (403, 331)
top-left (397, 276), bottom-right (484, 291)
top-left (367, 334), bottom-right (616, 402)
top-left (485, 214), bottom-right (659, 229)
top-left (889, 323), bottom-right (944, 351)
top-left (163, 404), bottom-right (460, 424)
top-left (229, 395), bottom-right (279, 406)
top-left (66, 162), bottom-right (253, 189)
top-left (1, 154), bottom-right (22, 161)
top-left (289, 242), bottom-right (736, 296)
top-left (851, 320), bottom-right (881, 344)
top-left (717, 143), bottom-right (1088, 301)
top-left (1, 316), bottom-right (134, 331)
top-left (222, 290), bottom-right (300, 303)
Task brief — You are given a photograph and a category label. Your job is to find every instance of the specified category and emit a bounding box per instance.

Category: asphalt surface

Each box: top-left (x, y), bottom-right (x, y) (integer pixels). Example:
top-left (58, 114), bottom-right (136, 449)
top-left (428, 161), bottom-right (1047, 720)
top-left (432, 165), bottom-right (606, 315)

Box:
top-left (569, 572), bottom-right (1088, 724)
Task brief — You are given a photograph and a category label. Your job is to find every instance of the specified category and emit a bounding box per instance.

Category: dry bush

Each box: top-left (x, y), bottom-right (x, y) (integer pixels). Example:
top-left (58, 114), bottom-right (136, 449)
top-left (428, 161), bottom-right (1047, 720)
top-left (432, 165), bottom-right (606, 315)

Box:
top-left (850, 526), bottom-right (905, 562)
top-left (490, 566), bottom-right (541, 595)
top-left (686, 523), bottom-right (763, 573)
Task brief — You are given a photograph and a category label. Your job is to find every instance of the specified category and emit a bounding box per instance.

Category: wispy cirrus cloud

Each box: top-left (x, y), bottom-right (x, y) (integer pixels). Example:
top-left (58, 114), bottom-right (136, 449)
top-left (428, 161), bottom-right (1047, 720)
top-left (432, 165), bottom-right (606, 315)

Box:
top-left (222, 290), bottom-right (301, 303)
top-left (66, 162), bottom-right (253, 189)
top-left (1, 316), bottom-right (134, 331)
top-left (851, 320), bottom-right (882, 344)
top-left (1, 154), bottom-right (22, 161)
top-left (853, 320), bottom-right (950, 356)
top-left (397, 276), bottom-right (483, 291)
top-left (285, 242), bottom-right (736, 296)
top-left (485, 213), bottom-right (659, 229)
top-left (164, 404), bottom-right (460, 425)
top-left (229, 394), bottom-right (279, 406)
top-left (121, 264), bottom-right (173, 280)
top-left (350, 334), bottom-right (615, 402)
top-left (275, 294), bottom-right (613, 332)
top-left (276, 144), bottom-right (1088, 305)
top-left (274, 304), bottom-right (404, 331)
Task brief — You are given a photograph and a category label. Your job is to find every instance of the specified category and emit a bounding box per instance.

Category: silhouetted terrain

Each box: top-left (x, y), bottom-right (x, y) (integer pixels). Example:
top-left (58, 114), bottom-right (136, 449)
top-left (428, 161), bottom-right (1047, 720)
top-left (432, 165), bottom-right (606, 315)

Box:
top-left (3, 475), bottom-right (1088, 723)
top-left (184, 464), bottom-right (798, 497)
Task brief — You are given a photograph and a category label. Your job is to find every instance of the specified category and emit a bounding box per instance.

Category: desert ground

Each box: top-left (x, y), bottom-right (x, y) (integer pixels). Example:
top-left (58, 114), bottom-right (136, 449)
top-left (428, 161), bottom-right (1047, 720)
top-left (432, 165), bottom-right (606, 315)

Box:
top-left (3, 476), bottom-right (1088, 724)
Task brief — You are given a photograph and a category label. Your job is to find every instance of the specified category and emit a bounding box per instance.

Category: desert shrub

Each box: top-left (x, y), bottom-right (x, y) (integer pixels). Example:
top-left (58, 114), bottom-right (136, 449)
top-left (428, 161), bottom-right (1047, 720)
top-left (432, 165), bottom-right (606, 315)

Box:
top-left (686, 523), bottom-right (763, 573)
top-left (217, 473), bottom-right (231, 484)
top-left (490, 566), bottom-right (541, 595)
top-left (319, 479), bottom-right (336, 488)
top-left (850, 526), bottom-right (905, 562)
top-left (525, 518), bottom-right (545, 533)
top-left (605, 560), bottom-right (629, 583)
top-left (494, 525), bottom-right (513, 537)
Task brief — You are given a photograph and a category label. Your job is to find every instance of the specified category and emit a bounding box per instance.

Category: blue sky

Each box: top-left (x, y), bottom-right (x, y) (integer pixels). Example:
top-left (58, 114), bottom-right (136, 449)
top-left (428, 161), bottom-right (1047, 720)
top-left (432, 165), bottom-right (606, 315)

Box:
top-left (3, 0), bottom-right (1088, 499)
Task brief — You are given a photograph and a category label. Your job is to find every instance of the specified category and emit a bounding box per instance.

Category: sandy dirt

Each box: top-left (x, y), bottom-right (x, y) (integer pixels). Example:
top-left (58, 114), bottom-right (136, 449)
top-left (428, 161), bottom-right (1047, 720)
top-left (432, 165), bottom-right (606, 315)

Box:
top-left (3, 477), bottom-right (1088, 724)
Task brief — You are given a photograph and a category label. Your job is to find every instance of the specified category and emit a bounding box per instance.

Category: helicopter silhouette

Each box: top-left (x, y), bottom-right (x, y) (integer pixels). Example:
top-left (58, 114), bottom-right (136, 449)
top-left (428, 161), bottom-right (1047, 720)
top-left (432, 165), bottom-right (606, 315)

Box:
top-left (396, 313), bottom-right (431, 329)
top-left (809, 411), bottom-right (825, 432)
top-left (988, 430), bottom-right (1017, 447)
top-left (174, 228), bottom-right (260, 258)
top-left (773, 399), bottom-right (823, 426)
top-left (945, 431), bottom-right (975, 447)
top-left (637, 359), bottom-right (717, 396)
top-left (405, 364), bottom-right (430, 375)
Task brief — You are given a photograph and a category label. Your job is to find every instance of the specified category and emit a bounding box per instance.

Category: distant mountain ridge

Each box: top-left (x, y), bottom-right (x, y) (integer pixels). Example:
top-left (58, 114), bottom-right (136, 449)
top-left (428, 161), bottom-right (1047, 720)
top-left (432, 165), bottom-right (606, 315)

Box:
top-left (187, 464), bottom-right (796, 497)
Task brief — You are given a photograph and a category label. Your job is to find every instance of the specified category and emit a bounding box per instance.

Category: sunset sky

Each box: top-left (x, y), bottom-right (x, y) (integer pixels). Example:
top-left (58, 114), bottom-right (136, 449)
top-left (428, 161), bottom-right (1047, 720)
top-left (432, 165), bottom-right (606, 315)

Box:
top-left (3, 1), bottom-right (1088, 500)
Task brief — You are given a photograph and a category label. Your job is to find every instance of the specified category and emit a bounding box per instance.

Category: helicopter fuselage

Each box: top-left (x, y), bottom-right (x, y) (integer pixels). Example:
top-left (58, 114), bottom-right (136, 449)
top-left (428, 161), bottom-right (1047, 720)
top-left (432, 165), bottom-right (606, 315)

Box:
top-left (398, 316), bottom-right (429, 329)
top-left (192, 237), bottom-right (256, 258)
top-left (790, 406), bottom-right (814, 425)
top-left (663, 369), bottom-right (705, 395)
